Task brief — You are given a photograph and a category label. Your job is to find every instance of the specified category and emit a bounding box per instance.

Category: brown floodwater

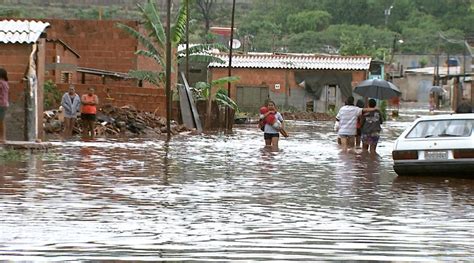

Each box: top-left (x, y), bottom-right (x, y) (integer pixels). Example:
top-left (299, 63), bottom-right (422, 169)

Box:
top-left (1, 103), bottom-right (473, 261)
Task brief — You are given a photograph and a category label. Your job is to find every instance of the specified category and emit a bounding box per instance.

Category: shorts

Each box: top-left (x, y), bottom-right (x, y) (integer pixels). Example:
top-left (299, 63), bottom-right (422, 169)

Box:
top-left (339, 134), bottom-right (355, 139)
top-left (0, 106), bottom-right (6, 120)
top-left (81, 113), bottom-right (96, 121)
top-left (362, 133), bottom-right (380, 145)
top-left (264, 133), bottom-right (279, 140)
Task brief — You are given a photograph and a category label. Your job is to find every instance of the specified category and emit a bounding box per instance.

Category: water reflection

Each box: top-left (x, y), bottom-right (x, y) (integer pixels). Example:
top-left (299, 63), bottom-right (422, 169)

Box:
top-left (0, 104), bottom-right (473, 261)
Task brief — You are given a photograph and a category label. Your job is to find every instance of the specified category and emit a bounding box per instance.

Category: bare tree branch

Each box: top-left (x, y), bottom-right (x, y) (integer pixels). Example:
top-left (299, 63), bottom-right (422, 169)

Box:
top-left (196, 0), bottom-right (215, 35)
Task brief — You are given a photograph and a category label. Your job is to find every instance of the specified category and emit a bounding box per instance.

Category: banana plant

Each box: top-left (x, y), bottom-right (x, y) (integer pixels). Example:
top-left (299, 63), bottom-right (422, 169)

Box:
top-left (195, 76), bottom-right (240, 111)
top-left (116, 0), bottom-right (226, 87)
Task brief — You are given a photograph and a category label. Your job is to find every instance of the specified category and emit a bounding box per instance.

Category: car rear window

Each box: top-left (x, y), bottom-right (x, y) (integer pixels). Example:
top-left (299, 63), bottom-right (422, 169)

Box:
top-left (406, 119), bottom-right (474, 138)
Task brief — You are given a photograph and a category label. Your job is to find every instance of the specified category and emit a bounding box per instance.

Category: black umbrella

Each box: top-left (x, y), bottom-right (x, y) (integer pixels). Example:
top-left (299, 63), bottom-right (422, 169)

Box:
top-left (430, 86), bottom-right (445, 94)
top-left (354, 79), bottom-right (401, 100)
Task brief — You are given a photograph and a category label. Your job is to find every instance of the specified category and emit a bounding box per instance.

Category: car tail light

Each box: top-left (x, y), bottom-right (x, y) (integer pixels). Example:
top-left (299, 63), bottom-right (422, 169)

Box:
top-left (392, 150), bottom-right (418, 160)
top-left (453, 149), bottom-right (474, 159)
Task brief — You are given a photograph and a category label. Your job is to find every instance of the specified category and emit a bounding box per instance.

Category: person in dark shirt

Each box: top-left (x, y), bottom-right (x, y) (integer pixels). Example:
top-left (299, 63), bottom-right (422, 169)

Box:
top-left (355, 99), bottom-right (365, 148)
top-left (360, 99), bottom-right (383, 154)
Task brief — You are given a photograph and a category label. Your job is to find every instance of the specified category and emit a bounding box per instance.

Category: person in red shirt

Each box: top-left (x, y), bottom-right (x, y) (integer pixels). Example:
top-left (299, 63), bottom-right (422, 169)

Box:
top-left (259, 106), bottom-right (288, 137)
top-left (81, 87), bottom-right (99, 138)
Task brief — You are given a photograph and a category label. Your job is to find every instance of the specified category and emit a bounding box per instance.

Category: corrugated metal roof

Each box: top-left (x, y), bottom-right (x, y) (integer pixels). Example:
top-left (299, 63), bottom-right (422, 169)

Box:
top-left (0, 20), bottom-right (50, 44)
top-left (209, 53), bottom-right (372, 70)
top-left (77, 67), bottom-right (132, 79)
top-left (405, 66), bottom-right (461, 76)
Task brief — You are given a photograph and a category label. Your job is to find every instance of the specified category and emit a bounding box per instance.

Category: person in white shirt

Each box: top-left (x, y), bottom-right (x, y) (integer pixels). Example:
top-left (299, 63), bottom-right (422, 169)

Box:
top-left (336, 96), bottom-right (375, 152)
top-left (260, 100), bottom-right (285, 150)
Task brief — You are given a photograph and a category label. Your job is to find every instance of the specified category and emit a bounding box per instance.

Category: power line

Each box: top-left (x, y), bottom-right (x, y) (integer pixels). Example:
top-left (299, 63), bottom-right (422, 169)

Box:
top-left (438, 31), bottom-right (473, 57)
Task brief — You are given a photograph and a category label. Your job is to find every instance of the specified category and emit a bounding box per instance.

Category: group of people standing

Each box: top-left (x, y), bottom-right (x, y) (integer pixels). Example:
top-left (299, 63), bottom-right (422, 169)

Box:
top-left (61, 85), bottom-right (99, 139)
top-left (0, 66), bottom-right (99, 144)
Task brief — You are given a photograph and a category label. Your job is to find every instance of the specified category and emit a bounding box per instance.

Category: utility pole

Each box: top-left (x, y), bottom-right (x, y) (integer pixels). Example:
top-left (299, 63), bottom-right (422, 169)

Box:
top-left (435, 34), bottom-right (440, 86)
top-left (226, 0), bottom-right (236, 132)
top-left (463, 39), bottom-right (467, 77)
top-left (165, 0), bottom-right (172, 139)
top-left (185, 0), bottom-right (189, 82)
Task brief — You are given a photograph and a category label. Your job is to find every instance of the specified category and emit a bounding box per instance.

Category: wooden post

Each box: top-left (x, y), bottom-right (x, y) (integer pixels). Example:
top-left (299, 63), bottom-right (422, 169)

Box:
top-left (25, 44), bottom-right (39, 141)
top-left (37, 38), bottom-right (46, 141)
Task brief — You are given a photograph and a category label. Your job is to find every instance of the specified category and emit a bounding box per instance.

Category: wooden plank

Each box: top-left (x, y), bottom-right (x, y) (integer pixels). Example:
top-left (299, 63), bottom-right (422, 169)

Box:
top-left (180, 72), bottom-right (203, 133)
top-left (177, 83), bottom-right (195, 130)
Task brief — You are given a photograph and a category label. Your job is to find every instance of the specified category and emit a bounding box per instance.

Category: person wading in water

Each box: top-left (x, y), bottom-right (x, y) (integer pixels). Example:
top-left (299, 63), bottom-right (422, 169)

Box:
top-left (81, 87), bottom-right (99, 139)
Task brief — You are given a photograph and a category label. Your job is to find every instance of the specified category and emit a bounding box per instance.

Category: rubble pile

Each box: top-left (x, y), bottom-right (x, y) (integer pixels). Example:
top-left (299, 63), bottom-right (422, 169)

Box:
top-left (282, 112), bottom-right (336, 121)
top-left (44, 104), bottom-right (189, 137)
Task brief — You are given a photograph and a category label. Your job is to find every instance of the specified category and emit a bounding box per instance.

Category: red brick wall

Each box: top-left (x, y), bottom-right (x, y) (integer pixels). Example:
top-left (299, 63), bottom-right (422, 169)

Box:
top-left (210, 68), bottom-right (292, 99)
top-left (0, 43), bottom-right (40, 141)
top-left (1, 20), bottom-right (174, 118)
top-left (45, 41), bottom-right (79, 84)
top-left (45, 41), bottom-right (78, 65)
top-left (4, 82), bottom-right (26, 141)
top-left (43, 19), bottom-right (139, 76)
top-left (43, 18), bottom-right (174, 115)
top-left (0, 44), bottom-right (31, 85)
top-left (56, 84), bottom-right (166, 116)
top-left (2, 41), bottom-right (47, 141)
top-left (351, 71), bottom-right (367, 88)
top-left (44, 19), bottom-right (137, 88)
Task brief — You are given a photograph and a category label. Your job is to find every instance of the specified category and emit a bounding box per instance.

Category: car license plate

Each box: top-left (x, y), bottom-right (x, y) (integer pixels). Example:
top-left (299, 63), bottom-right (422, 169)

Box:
top-left (425, 151), bottom-right (448, 160)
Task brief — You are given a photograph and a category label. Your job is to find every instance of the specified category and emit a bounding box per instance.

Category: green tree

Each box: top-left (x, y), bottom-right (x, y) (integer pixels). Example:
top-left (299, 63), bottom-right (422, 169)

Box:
top-left (339, 33), bottom-right (367, 56)
top-left (117, 0), bottom-right (225, 87)
top-left (286, 10), bottom-right (331, 34)
top-left (195, 76), bottom-right (240, 111)
top-left (239, 20), bottom-right (282, 52)
top-left (43, 80), bottom-right (61, 110)
top-left (0, 7), bottom-right (23, 17)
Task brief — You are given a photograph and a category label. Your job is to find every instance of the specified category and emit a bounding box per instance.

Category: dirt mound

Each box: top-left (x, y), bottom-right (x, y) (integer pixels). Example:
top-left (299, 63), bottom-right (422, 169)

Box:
top-left (44, 104), bottom-right (189, 137)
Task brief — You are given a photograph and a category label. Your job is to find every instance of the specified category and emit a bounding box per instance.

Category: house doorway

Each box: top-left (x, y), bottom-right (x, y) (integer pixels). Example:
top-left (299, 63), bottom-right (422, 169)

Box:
top-left (236, 86), bottom-right (269, 113)
top-left (325, 84), bottom-right (337, 112)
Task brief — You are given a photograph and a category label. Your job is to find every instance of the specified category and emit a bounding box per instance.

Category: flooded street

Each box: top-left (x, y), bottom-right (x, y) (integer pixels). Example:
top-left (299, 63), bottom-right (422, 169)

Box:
top-left (1, 103), bottom-right (474, 261)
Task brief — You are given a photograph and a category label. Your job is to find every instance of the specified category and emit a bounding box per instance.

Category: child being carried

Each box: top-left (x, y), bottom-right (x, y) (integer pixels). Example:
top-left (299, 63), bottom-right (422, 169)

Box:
top-left (259, 106), bottom-right (289, 137)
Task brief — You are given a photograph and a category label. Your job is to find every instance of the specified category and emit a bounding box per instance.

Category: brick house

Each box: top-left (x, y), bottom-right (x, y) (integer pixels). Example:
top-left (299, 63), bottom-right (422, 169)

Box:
top-left (208, 53), bottom-right (371, 113)
top-left (1, 18), bottom-right (172, 142)
top-left (45, 38), bottom-right (80, 85)
top-left (0, 19), bottom-right (50, 141)
top-left (40, 19), bottom-right (167, 116)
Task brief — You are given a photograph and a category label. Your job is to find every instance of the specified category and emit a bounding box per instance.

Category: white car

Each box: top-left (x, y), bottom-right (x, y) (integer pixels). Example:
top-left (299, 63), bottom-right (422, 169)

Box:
top-left (392, 113), bottom-right (474, 176)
